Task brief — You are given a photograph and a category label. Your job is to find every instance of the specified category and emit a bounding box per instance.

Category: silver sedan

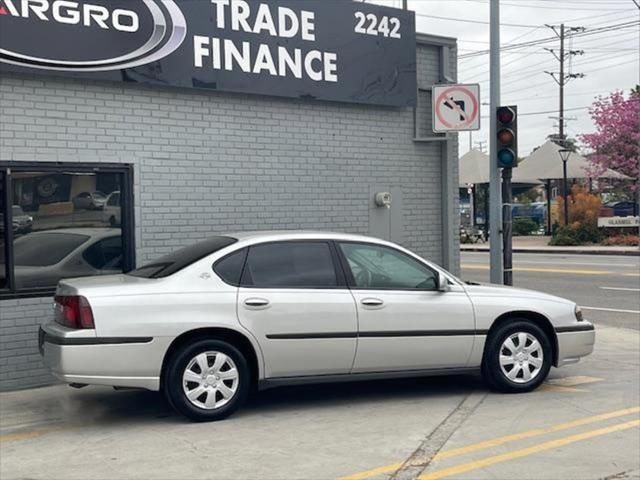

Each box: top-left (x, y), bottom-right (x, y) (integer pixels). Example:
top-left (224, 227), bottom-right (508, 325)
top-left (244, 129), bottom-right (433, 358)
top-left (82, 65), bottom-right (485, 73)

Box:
top-left (39, 231), bottom-right (595, 421)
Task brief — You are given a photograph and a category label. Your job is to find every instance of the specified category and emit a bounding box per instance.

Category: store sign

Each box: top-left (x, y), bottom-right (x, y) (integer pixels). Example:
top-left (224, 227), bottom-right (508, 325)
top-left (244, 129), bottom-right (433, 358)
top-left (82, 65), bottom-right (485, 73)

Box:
top-left (597, 216), bottom-right (640, 228)
top-left (0, 0), bottom-right (417, 107)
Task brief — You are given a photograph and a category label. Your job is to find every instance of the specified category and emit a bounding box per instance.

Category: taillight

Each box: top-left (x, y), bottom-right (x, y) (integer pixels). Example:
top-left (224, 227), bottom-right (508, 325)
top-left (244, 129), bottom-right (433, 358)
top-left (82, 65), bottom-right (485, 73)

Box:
top-left (54, 295), bottom-right (95, 329)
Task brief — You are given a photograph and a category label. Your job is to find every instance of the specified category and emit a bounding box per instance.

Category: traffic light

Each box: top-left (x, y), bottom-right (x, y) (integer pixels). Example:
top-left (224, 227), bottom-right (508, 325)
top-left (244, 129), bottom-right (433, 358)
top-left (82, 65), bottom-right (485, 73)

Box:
top-left (496, 105), bottom-right (518, 168)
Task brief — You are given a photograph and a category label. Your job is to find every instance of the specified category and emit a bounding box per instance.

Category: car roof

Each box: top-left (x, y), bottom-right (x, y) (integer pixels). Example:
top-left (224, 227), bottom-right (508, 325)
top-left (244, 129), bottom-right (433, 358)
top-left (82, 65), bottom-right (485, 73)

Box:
top-left (226, 230), bottom-right (390, 244)
top-left (27, 228), bottom-right (121, 238)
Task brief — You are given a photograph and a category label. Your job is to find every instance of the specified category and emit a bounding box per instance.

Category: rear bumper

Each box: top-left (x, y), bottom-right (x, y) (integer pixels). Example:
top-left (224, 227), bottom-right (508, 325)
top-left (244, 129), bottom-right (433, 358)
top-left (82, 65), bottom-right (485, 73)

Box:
top-left (555, 323), bottom-right (596, 367)
top-left (39, 325), bottom-right (168, 391)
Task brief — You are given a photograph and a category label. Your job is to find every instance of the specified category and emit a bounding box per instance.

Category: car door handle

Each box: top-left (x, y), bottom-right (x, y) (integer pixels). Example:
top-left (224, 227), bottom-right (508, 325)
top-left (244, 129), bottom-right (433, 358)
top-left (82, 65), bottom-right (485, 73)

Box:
top-left (243, 298), bottom-right (270, 309)
top-left (361, 298), bottom-right (384, 308)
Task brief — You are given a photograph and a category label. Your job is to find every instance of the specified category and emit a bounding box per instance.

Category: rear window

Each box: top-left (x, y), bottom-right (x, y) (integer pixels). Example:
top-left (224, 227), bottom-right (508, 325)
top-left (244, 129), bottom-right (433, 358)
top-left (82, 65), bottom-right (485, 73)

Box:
top-left (129, 236), bottom-right (237, 278)
top-left (14, 233), bottom-right (90, 267)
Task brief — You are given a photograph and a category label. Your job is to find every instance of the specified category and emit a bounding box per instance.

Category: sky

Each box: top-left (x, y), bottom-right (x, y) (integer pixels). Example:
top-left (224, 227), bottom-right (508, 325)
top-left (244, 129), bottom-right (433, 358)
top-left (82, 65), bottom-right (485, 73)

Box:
top-left (364, 0), bottom-right (639, 157)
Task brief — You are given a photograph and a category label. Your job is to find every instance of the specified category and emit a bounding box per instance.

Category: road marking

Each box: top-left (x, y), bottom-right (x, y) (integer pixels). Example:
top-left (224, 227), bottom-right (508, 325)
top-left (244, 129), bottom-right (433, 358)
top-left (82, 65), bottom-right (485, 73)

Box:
top-left (461, 264), bottom-right (615, 275)
top-left (463, 255), bottom-right (639, 269)
top-left (538, 375), bottom-right (603, 393)
top-left (0, 426), bottom-right (71, 443)
top-left (547, 376), bottom-right (603, 387)
top-left (417, 419), bottom-right (640, 480)
top-left (338, 406), bottom-right (640, 480)
top-left (581, 306), bottom-right (640, 314)
top-left (600, 287), bottom-right (640, 292)
top-left (537, 384), bottom-right (587, 393)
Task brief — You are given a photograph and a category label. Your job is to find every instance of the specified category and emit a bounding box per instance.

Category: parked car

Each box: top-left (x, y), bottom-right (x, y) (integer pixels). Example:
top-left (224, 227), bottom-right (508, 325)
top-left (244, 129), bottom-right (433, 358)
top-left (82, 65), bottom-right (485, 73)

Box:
top-left (2, 228), bottom-right (122, 289)
top-left (39, 231), bottom-right (594, 421)
top-left (72, 191), bottom-right (107, 210)
top-left (102, 191), bottom-right (121, 226)
top-left (0, 205), bottom-right (33, 235)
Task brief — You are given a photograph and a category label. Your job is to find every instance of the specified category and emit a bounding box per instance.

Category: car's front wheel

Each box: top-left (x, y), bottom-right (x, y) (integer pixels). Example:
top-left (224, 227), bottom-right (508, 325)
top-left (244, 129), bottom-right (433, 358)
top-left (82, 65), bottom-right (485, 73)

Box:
top-left (482, 320), bottom-right (552, 393)
top-left (165, 339), bottom-right (250, 421)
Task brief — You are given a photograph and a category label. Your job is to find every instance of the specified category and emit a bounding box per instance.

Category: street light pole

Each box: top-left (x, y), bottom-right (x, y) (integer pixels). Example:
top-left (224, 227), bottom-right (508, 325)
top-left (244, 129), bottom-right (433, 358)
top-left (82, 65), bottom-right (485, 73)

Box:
top-left (559, 148), bottom-right (571, 226)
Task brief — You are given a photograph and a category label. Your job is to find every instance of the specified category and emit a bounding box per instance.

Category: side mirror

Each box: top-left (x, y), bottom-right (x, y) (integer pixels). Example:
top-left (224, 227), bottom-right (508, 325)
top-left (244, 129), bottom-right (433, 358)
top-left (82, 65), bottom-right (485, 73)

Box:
top-left (437, 273), bottom-right (450, 292)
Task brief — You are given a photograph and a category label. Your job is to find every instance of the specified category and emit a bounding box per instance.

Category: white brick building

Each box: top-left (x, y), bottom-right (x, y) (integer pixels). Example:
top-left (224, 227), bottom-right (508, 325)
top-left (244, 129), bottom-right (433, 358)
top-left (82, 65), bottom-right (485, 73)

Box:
top-left (0, 34), bottom-right (459, 390)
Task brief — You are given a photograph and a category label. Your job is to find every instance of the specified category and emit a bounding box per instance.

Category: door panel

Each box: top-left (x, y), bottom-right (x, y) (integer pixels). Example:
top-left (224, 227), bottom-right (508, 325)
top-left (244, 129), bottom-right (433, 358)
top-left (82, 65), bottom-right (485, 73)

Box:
top-left (235, 241), bottom-right (357, 378)
top-left (350, 289), bottom-right (475, 372)
top-left (337, 241), bottom-right (475, 373)
top-left (237, 289), bottom-right (357, 377)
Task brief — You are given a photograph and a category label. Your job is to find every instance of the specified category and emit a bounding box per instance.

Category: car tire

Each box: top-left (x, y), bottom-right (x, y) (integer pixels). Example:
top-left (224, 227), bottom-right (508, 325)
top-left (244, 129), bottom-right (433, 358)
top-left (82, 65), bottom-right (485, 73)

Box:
top-left (482, 320), bottom-right (552, 393)
top-left (164, 339), bottom-right (250, 421)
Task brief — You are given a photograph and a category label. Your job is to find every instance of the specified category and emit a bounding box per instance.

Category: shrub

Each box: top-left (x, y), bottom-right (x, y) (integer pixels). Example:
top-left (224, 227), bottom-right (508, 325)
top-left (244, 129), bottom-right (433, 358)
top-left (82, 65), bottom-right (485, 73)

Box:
top-left (555, 185), bottom-right (602, 226)
top-left (573, 223), bottom-right (603, 244)
top-left (549, 224), bottom-right (603, 246)
top-left (512, 217), bottom-right (539, 236)
top-left (601, 235), bottom-right (640, 246)
top-left (549, 230), bottom-right (580, 246)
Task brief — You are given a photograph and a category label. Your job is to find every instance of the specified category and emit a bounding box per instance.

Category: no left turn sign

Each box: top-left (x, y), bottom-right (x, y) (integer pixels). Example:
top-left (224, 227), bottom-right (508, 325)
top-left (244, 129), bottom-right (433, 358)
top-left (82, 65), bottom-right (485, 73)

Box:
top-left (432, 84), bottom-right (481, 132)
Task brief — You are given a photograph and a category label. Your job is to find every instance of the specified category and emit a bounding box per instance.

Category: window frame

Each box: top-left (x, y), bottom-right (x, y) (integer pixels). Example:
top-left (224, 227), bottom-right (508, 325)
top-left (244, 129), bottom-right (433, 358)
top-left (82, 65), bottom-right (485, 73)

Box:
top-left (0, 161), bottom-right (135, 299)
top-left (335, 240), bottom-right (440, 292)
top-left (238, 240), bottom-right (348, 290)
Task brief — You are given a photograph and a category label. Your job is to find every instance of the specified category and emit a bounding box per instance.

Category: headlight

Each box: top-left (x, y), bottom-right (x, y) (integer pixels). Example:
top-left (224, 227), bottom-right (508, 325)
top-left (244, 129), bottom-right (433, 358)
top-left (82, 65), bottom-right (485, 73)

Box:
top-left (574, 305), bottom-right (584, 322)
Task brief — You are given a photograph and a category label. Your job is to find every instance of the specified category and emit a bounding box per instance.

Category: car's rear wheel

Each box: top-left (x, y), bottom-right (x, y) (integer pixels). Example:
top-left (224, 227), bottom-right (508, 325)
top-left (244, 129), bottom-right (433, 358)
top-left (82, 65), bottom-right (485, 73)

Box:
top-left (165, 339), bottom-right (250, 421)
top-left (482, 320), bottom-right (552, 393)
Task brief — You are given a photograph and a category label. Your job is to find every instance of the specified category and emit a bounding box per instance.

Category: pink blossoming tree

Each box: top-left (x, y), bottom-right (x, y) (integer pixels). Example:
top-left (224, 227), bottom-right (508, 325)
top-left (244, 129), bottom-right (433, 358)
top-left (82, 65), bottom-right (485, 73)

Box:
top-left (579, 89), bottom-right (639, 191)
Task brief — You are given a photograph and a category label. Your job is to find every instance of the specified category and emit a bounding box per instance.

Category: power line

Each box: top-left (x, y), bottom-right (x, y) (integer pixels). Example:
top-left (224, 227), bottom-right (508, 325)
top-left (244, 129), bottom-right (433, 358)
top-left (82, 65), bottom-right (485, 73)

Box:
top-left (415, 12), bottom-right (538, 28)
top-left (459, 20), bottom-right (639, 58)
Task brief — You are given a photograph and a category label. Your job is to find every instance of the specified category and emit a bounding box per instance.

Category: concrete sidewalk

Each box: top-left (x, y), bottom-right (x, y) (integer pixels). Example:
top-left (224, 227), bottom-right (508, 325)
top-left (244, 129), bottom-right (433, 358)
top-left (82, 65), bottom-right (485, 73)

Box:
top-left (462, 236), bottom-right (639, 256)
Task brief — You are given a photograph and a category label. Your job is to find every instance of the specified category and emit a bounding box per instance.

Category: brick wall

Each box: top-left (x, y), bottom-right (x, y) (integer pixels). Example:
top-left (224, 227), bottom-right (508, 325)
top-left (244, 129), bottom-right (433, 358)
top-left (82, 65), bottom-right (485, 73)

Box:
top-left (0, 41), bottom-right (459, 390)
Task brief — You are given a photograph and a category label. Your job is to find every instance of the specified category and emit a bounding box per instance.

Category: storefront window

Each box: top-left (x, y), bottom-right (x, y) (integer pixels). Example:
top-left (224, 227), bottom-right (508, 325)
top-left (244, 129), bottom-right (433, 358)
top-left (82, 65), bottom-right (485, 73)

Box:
top-left (0, 163), bottom-right (134, 297)
top-left (0, 170), bottom-right (7, 289)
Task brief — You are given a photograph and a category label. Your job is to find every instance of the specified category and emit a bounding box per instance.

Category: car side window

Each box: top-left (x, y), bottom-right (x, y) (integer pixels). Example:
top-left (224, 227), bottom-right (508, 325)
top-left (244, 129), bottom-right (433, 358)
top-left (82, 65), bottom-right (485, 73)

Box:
top-left (241, 242), bottom-right (338, 288)
top-left (339, 242), bottom-right (437, 290)
top-left (83, 236), bottom-right (123, 270)
top-left (213, 248), bottom-right (247, 286)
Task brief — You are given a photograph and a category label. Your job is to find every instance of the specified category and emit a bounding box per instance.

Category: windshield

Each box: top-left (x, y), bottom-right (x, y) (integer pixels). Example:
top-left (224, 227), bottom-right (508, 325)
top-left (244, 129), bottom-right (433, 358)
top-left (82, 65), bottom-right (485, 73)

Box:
top-left (129, 236), bottom-right (237, 278)
top-left (14, 233), bottom-right (90, 267)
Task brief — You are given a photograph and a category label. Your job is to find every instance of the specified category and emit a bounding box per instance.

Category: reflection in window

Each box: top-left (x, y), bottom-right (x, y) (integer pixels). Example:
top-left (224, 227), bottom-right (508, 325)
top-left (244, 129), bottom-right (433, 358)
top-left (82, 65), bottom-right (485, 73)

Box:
top-left (7, 170), bottom-right (125, 290)
top-left (0, 171), bottom-right (6, 289)
top-left (340, 243), bottom-right (437, 290)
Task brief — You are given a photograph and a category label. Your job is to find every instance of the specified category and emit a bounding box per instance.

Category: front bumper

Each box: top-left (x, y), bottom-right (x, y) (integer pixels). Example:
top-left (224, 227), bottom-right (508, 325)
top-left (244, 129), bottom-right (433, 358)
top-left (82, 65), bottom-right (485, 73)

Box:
top-left (39, 324), bottom-right (168, 391)
top-left (555, 322), bottom-right (596, 367)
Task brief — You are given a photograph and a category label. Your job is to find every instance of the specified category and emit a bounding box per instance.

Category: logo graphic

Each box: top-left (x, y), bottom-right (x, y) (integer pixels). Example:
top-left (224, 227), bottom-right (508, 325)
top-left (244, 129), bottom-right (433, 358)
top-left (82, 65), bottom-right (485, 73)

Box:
top-left (0, 0), bottom-right (186, 71)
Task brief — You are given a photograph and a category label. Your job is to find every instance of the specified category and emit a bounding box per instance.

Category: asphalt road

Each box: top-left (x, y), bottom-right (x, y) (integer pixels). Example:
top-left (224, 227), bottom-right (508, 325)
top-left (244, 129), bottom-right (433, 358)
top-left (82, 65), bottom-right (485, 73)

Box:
top-left (461, 252), bottom-right (640, 330)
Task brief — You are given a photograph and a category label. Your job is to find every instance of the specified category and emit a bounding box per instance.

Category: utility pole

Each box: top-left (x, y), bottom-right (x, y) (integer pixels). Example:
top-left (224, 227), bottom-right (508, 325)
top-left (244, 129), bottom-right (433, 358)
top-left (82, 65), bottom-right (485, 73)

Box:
top-left (402, 0), bottom-right (408, 9)
top-left (489, 0), bottom-right (502, 284)
top-left (475, 140), bottom-right (487, 153)
top-left (543, 23), bottom-right (584, 232)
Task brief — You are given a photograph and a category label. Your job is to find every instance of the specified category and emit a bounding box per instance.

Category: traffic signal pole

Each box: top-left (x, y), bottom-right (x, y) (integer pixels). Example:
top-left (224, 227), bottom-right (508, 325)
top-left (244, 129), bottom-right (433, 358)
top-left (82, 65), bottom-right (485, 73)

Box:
top-left (489, 0), bottom-right (503, 284)
top-left (502, 167), bottom-right (513, 285)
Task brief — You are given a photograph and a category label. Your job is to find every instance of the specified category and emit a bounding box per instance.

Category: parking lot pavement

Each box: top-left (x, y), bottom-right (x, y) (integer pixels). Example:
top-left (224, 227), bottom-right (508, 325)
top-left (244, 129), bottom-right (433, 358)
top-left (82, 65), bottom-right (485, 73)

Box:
top-left (1, 325), bottom-right (639, 480)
